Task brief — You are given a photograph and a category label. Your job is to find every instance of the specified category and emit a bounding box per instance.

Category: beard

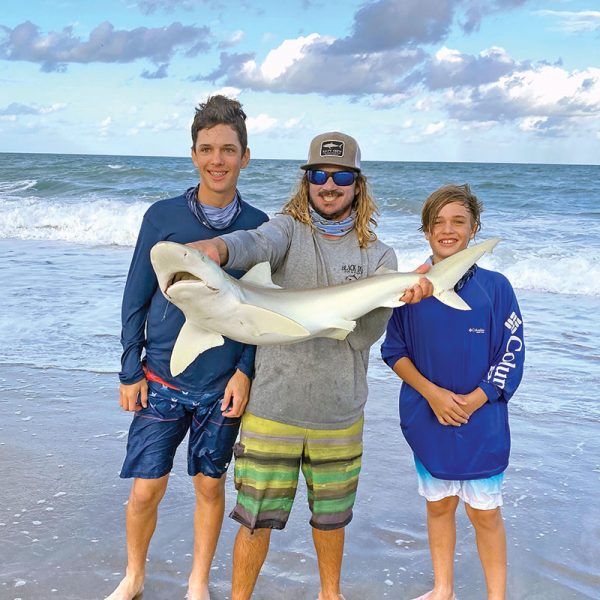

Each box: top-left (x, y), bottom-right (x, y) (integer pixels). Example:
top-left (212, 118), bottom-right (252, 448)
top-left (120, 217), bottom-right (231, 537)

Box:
top-left (309, 190), bottom-right (354, 222)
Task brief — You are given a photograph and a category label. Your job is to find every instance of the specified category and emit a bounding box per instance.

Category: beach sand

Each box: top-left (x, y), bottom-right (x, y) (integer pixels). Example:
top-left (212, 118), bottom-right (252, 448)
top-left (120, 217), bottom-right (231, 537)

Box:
top-left (1, 363), bottom-right (599, 599)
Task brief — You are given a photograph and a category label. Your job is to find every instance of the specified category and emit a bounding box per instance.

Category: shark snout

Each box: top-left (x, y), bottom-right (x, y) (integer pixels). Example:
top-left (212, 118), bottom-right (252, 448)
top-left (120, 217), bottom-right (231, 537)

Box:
top-left (151, 241), bottom-right (215, 297)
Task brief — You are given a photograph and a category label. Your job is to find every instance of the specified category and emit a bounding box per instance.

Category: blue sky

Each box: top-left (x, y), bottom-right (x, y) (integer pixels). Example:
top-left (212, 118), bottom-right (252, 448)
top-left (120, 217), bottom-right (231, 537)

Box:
top-left (1, 0), bottom-right (599, 163)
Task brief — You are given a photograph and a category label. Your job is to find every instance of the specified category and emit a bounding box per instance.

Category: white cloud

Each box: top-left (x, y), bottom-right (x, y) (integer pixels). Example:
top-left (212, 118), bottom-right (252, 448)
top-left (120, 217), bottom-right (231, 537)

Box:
top-left (0, 102), bottom-right (66, 117)
top-left (415, 98), bottom-right (433, 111)
top-left (424, 121), bottom-right (445, 135)
top-left (535, 10), bottom-right (600, 33)
top-left (447, 65), bottom-right (600, 125)
top-left (126, 113), bottom-right (182, 135)
top-left (435, 46), bottom-right (463, 64)
top-left (246, 113), bottom-right (278, 133)
top-left (421, 45), bottom-right (516, 90)
top-left (40, 103), bottom-right (67, 114)
top-left (283, 117), bottom-right (301, 128)
top-left (258, 33), bottom-right (326, 80)
top-left (152, 112), bottom-right (181, 131)
top-left (206, 33), bottom-right (423, 95)
top-left (213, 86), bottom-right (242, 98)
top-left (370, 93), bottom-right (412, 109)
top-left (218, 29), bottom-right (245, 49)
top-left (0, 20), bottom-right (211, 72)
top-left (98, 116), bottom-right (112, 137)
top-left (460, 120), bottom-right (497, 131)
top-left (519, 116), bottom-right (548, 132)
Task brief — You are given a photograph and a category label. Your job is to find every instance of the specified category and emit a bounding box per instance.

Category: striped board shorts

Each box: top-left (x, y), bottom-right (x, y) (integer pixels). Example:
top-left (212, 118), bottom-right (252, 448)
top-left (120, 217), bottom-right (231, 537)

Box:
top-left (229, 412), bottom-right (364, 531)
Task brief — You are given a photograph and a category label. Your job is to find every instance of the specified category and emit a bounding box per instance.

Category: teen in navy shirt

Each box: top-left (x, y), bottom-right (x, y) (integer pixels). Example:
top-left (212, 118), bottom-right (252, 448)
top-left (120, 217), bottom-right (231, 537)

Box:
top-left (108, 96), bottom-right (268, 600)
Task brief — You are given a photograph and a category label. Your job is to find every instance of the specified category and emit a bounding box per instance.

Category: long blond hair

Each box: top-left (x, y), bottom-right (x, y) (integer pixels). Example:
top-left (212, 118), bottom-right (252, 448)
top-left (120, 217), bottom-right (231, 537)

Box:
top-left (281, 173), bottom-right (379, 248)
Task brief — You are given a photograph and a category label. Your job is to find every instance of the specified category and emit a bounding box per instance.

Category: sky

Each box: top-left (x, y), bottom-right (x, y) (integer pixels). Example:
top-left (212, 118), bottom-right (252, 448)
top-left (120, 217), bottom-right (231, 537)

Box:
top-left (1, 0), bottom-right (599, 164)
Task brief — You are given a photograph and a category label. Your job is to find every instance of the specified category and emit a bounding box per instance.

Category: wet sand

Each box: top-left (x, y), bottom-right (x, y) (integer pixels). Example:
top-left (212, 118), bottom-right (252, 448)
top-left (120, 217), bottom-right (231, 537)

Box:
top-left (0, 364), bottom-right (599, 599)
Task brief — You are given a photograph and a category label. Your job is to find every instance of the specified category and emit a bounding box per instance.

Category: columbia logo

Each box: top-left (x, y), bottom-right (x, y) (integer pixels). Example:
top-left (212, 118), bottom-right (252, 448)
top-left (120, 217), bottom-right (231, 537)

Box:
top-left (505, 312), bottom-right (522, 334)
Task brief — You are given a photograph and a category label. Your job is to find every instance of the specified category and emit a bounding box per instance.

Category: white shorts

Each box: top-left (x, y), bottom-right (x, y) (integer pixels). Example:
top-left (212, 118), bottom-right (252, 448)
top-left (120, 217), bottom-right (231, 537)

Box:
top-left (414, 455), bottom-right (504, 510)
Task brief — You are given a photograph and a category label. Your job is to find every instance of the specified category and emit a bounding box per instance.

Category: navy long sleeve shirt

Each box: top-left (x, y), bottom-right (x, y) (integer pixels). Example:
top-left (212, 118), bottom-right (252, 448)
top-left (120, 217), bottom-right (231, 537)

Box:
top-left (381, 266), bottom-right (525, 480)
top-left (119, 190), bottom-right (269, 395)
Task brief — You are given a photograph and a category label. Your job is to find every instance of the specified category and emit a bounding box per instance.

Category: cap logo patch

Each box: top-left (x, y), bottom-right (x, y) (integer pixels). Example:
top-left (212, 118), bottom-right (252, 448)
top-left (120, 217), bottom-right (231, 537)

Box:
top-left (320, 140), bottom-right (344, 157)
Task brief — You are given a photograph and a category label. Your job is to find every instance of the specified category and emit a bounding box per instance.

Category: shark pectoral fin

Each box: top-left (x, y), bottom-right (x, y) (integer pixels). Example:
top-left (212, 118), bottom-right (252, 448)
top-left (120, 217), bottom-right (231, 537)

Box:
top-left (324, 318), bottom-right (357, 340)
top-left (436, 289), bottom-right (471, 311)
top-left (327, 329), bottom-right (352, 340)
top-left (331, 318), bottom-right (356, 332)
top-left (374, 265), bottom-right (397, 275)
top-left (237, 304), bottom-right (310, 337)
top-left (240, 262), bottom-right (281, 289)
top-left (170, 321), bottom-right (225, 376)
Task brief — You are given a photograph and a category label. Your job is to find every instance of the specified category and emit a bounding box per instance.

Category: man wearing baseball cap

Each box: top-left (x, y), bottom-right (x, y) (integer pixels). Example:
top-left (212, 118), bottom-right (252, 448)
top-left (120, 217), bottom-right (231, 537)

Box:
top-left (189, 131), bottom-right (431, 600)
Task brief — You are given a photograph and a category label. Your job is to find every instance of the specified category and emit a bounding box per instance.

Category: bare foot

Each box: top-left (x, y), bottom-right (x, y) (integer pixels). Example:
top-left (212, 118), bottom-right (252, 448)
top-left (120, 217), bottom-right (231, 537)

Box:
top-left (104, 575), bottom-right (144, 600)
top-left (317, 593), bottom-right (345, 600)
top-left (411, 591), bottom-right (455, 600)
top-left (186, 583), bottom-right (210, 600)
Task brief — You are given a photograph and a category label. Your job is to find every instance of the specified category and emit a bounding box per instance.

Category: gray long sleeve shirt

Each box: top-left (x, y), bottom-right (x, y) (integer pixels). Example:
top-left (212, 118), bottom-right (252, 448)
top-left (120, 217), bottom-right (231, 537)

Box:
top-left (221, 215), bottom-right (397, 429)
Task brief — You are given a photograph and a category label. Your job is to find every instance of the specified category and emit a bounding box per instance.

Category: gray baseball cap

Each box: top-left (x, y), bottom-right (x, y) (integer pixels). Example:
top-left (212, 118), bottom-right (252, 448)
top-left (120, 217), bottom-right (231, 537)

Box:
top-left (300, 131), bottom-right (361, 172)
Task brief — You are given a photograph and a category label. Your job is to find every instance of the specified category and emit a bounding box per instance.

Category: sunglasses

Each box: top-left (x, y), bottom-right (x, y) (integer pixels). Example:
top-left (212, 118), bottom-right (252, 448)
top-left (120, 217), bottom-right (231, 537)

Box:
top-left (307, 169), bottom-right (358, 186)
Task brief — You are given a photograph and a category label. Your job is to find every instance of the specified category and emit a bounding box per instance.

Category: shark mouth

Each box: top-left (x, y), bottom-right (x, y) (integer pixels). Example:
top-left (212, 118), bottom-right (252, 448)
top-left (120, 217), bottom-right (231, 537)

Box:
top-left (164, 271), bottom-right (204, 296)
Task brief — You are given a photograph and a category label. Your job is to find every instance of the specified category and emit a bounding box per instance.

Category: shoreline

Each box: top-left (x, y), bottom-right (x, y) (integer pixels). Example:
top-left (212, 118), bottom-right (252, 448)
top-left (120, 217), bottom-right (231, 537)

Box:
top-left (1, 364), bottom-right (599, 599)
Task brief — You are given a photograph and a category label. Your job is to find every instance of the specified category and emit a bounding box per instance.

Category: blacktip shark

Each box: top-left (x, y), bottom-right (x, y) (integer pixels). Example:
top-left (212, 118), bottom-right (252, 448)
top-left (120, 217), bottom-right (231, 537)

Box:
top-left (150, 237), bottom-right (500, 376)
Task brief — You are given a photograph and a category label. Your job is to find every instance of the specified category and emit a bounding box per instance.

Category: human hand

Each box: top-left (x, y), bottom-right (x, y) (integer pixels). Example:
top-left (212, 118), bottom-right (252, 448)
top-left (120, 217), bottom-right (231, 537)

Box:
top-left (186, 238), bottom-right (227, 265)
top-left (426, 384), bottom-right (469, 426)
top-left (119, 379), bottom-right (148, 412)
top-left (457, 388), bottom-right (488, 417)
top-left (220, 369), bottom-right (251, 418)
top-left (401, 264), bottom-right (433, 304)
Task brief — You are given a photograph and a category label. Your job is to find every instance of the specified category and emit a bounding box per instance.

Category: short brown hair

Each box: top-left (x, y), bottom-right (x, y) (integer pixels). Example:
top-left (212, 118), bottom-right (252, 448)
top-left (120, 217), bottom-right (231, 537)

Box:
top-left (420, 183), bottom-right (483, 234)
top-left (191, 95), bottom-right (248, 153)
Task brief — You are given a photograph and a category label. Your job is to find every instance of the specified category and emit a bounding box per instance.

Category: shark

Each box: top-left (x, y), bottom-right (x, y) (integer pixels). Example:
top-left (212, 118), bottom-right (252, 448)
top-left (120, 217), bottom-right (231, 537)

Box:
top-left (150, 238), bottom-right (500, 376)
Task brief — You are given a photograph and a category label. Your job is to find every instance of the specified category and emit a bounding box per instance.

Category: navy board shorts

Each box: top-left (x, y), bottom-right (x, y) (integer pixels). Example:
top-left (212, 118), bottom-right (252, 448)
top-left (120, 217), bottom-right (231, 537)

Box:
top-left (120, 378), bottom-right (241, 480)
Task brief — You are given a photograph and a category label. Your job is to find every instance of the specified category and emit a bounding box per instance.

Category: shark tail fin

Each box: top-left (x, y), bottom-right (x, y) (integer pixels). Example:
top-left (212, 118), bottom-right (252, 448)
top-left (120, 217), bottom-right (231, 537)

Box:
top-left (427, 237), bottom-right (500, 311)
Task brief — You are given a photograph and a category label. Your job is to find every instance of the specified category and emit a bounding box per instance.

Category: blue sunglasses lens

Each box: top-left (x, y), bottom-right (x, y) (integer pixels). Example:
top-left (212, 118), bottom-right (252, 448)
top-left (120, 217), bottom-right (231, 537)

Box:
top-left (307, 170), bottom-right (357, 186)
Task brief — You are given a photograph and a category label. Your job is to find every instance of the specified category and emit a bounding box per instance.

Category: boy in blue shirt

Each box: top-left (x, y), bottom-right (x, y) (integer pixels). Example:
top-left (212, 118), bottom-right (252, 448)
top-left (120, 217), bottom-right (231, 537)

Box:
top-left (107, 96), bottom-right (268, 600)
top-left (381, 184), bottom-right (524, 600)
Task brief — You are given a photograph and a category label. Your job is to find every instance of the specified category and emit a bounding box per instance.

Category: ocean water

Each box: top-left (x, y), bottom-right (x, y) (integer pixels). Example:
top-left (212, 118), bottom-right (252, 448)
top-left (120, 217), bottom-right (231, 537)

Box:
top-left (1, 153), bottom-right (598, 414)
top-left (1, 152), bottom-right (599, 599)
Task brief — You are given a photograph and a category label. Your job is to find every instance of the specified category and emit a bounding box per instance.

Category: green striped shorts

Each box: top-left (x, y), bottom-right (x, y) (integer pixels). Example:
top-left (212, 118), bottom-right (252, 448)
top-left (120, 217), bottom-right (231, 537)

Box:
top-left (230, 412), bottom-right (364, 531)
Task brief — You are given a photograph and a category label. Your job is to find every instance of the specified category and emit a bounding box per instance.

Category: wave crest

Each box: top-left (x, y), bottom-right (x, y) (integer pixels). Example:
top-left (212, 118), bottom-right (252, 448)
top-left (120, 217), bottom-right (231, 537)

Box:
top-left (0, 196), bottom-right (148, 246)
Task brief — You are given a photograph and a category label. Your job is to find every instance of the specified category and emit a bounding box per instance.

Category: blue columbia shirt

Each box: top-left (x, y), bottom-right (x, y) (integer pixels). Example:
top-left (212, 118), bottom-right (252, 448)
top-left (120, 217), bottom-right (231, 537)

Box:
top-left (381, 266), bottom-right (525, 480)
top-left (119, 190), bottom-right (269, 394)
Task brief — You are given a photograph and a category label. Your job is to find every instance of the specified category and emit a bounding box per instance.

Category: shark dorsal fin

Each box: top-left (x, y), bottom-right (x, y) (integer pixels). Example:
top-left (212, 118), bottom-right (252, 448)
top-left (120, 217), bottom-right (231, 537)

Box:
top-left (170, 321), bottom-right (224, 376)
top-left (240, 262), bottom-right (281, 289)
